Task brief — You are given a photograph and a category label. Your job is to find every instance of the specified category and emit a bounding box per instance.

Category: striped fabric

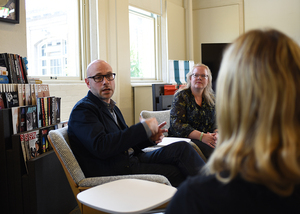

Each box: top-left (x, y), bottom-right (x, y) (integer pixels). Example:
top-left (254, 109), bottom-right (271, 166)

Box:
top-left (169, 60), bottom-right (194, 85)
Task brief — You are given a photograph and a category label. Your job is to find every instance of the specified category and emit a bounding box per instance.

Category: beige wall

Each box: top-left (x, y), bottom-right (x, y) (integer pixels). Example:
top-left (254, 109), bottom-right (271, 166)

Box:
top-left (192, 0), bottom-right (243, 63)
top-left (244, 0), bottom-right (300, 45)
top-left (167, 1), bottom-right (187, 60)
top-left (0, 0), bottom-right (27, 56)
top-left (49, 83), bottom-right (89, 121)
top-left (192, 0), bottom-right (300, 64)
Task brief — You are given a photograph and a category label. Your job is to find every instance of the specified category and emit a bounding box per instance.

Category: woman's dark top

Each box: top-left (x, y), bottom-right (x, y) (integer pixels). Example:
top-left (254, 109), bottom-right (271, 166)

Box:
top-left (166, 173), bottom-right (300, 214)
top-left (168, 88), bottom-right (216, 137)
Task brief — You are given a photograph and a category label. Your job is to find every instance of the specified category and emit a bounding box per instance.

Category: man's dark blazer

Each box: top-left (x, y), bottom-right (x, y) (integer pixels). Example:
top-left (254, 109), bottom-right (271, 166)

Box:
top-left (68, 91), bottom-right (155, 177)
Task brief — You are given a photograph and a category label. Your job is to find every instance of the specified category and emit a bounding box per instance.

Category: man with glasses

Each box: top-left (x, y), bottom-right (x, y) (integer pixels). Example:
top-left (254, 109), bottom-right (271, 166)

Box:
top-left (68, 60), bottom-right (205, 187)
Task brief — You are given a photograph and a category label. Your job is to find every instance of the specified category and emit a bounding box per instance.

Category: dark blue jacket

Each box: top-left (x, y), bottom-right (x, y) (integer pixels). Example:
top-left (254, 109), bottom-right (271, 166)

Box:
top-left (68, 91), bottom-right (154, 177)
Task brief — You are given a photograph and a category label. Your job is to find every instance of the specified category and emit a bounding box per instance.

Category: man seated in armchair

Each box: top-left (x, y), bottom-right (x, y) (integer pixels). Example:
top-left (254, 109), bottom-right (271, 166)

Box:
top-left (68, 59), bottom-right (205, 187)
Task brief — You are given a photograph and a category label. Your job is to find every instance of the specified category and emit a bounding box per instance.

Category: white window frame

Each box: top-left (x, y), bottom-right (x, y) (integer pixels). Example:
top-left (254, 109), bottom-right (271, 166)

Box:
top-left (129, 6), bottom-right (163, 83)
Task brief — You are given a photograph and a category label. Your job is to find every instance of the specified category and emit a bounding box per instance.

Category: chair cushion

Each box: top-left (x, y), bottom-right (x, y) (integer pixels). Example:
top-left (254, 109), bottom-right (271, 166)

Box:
top-left (78, 174), bottom-right (171, 187)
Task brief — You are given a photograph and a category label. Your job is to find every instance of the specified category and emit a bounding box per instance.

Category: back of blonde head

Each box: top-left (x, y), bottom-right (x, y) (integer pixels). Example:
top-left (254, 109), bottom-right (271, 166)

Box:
top-left (206, 29), bottom-right (300, 196)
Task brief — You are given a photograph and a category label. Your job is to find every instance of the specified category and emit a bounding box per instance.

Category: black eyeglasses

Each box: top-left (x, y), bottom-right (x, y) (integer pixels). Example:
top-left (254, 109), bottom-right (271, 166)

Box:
top-left (87, 73), bottom-right (116, 82)
top-left (192, 74), bottom-right (208, 79)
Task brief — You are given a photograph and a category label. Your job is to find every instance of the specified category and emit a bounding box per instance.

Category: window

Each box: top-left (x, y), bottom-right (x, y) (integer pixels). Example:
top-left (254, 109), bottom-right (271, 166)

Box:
top-left (25, 0), bottom-right (80, 79)
top-left (129, 6), bottom-right (160, 81)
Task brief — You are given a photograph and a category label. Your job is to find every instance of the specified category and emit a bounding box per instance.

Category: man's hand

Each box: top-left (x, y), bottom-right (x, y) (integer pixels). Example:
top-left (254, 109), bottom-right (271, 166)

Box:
top-left (144, 118), bottom-right (159, 135)
top-left (151, 121), bottom-right (168, 143)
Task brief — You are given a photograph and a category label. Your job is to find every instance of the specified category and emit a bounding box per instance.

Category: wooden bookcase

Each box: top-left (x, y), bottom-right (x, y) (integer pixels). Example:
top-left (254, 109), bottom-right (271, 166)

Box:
top-left (1, 102), bottom-right (77, 213)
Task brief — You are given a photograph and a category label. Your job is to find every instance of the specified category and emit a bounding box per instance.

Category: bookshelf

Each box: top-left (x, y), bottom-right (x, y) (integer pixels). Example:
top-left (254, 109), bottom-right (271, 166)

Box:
top-left (1, 88), bottom-right (77, 214)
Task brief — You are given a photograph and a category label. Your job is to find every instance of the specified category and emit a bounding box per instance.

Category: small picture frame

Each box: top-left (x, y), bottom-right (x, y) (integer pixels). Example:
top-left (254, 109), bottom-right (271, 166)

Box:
top-left (0, 0), bottom-right (19, 24)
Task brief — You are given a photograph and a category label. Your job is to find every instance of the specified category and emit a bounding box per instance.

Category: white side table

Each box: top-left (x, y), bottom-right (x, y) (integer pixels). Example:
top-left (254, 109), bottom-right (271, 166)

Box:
top-left (77, 178), bottom-right (177, 214)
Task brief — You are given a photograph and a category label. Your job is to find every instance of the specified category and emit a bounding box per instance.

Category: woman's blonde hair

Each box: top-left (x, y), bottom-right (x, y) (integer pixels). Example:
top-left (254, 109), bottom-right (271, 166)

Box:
top-left (205, 29), bottom-right (300, 196)
top-left (176, 64), bottom-right (215, 106)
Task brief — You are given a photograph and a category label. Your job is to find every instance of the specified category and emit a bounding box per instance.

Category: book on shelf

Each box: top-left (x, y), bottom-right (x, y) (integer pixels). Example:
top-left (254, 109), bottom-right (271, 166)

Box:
top-left (34, 84), bottom-right (39, 103)
top-left (41, 97), bottom-right (46, 127)
top-left (24, 84), bottom-right (31, 106)
top-left (0, 84), bottom-right (5, 109)
top-left (3, 84), bottom-right (19, 108)
top-left (28, 130), bottom-right (40, 159)
top-left (20, 134), bottom-right (28, 173)
top-left (37, 84), bottom-right (50, 98)
top-left (47, 96), bottom-right (58, 125)
top-left (8, 54), bottom-right (18, 83)
top-left (12, 54), bottom-right (22, 84)
top-left (23, 132), bottom-right (31, 162)
top-left (31, 84), bottom-right (36, 105)
top-left (26, 105), bottom-right (37, 131)
top-left (37, 97), bottom-right (42, 128)
top-left (11, 106), bottom-right (20, 134)
top-left (18, 84), bottom-right (24, 106)
top-left (18, 55), bottom-right (28, 84)
top-left (55, 97), bottom-right (61, 124)
top-left (39, 127), bottom-right (50, 154)
top-left (0, 75), bottom-right (9, 83)
top-left (0, 65), bottom-right (8, 74)
top-left (20, 106), bottom-right (27, 132)
top-left (44, 97), bottom-right (48, 126)
top-left (47, 97), bottom-right (52, 125)
top-left (0, 53), bottom-right (12, 83)
top-left (0, 53), bottom-right (28, 83)
top-left (28, 77), bottom-right (42, 84)
top-left (51, 97), bottom-right (56, 125)
top-left (0, 93), bottom-right (5, 109)
top-left (19, 55), bottom-right (29, 83)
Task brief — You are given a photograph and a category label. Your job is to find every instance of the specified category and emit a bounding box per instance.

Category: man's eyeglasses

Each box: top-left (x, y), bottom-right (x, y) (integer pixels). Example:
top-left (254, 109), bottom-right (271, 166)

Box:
top-left (87, 73), bottom-right (116, 82)
top-left (192, 74), bottom-right (208, 79)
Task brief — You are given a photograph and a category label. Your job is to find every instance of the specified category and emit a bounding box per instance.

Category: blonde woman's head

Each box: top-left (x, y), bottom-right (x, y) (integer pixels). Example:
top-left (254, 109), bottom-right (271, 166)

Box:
top-left (207, 28), bottom-right (300, 196)
top-left (179, 64), bottom-right (215, 106)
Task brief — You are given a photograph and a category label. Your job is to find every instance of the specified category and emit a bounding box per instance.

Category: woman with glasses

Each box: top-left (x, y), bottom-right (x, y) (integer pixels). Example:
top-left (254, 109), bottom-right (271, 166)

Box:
top-left (168, 64), bottom-right (218, 159)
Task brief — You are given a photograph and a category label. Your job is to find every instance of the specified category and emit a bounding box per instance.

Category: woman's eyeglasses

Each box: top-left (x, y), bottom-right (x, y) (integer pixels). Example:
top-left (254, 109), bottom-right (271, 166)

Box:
top-left (192, 74), bottom-right (208, 79)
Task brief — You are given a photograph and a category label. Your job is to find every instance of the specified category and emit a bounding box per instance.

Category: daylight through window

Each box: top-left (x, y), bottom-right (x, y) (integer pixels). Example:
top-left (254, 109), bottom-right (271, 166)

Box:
top-left (25, 0), bottom-right (80, 79)
top-left (129, 6), bottom-right (159, 80)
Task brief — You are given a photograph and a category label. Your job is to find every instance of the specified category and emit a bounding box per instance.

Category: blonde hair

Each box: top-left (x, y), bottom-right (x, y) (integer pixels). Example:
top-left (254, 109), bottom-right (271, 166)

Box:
top-left (205, 29), bottom-right (300, 196)
top-left (176, 64), bottom-right (215, 106)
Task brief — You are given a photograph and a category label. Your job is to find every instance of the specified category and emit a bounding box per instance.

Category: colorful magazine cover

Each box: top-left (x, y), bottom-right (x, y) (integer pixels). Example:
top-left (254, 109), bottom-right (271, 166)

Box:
top-left (28, 130), bottom-right (40, 159)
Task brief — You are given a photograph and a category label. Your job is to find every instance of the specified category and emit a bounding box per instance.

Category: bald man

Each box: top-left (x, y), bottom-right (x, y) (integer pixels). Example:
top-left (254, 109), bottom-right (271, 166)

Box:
top-left (68, 60), bottom-right (205, 187)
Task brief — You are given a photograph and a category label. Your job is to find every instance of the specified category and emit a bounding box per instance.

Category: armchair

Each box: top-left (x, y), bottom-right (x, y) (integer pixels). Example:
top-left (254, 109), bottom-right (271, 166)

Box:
top-left (48, 126), bottom-right (173, 214)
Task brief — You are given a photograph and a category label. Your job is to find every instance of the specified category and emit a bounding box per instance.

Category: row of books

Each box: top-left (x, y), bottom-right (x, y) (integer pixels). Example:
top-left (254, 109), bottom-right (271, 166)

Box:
top-left (20, 122), bottom-right (68, 173)
top-left (11, 96), bottom-right (61, 134)
top-left (0, 83), bottom-right (50, 109)
top-left (0, 53), bottom-right (28, 84)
